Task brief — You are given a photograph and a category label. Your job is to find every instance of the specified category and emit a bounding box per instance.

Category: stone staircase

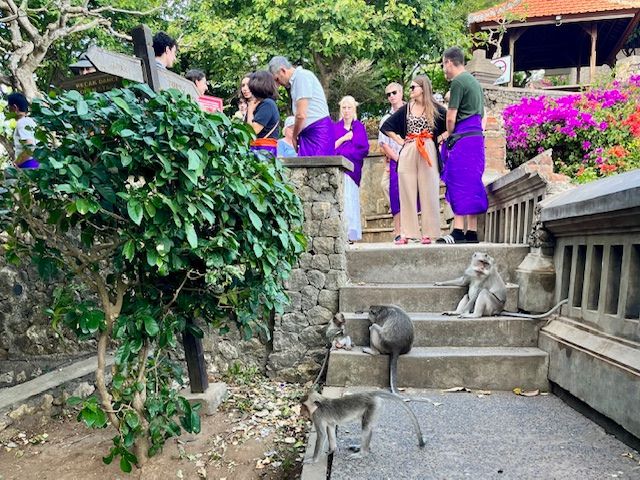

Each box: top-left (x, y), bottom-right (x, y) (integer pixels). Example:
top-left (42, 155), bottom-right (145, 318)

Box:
top-left (325, 243), bottom-right (550, 391)
top-left (362, 183), bottom-right (450, 243)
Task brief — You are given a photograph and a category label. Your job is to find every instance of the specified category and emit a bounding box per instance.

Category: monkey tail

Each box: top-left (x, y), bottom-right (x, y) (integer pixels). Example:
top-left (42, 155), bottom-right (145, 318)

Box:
top-left (374, 391), bottom-right (426, 448)
top-left (501, 298), bottom-right (568, 319)
top-left (313, 347), bottom-right (331, 387)
top-left (389, 352), bottom-right (400, 395)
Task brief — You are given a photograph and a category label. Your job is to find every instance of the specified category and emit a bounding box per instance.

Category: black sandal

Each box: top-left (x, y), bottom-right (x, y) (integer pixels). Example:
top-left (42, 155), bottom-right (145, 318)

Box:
top-left (436, 234), bottom-right (466, 244)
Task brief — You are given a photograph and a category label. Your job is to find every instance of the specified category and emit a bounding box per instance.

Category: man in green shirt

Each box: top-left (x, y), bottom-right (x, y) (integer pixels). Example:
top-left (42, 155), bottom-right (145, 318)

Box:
top-left (437, 47), bottom-right (488, 244)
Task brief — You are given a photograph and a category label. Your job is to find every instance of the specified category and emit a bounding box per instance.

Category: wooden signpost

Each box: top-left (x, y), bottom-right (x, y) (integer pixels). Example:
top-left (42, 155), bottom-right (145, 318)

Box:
top-left (59, 24), bottom-right (209, 394)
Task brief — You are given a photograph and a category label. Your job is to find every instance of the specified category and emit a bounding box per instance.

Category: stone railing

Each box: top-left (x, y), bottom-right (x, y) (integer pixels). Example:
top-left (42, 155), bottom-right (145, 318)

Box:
top-left (483, 150), bottom-right (572, 244)
top-left (537, 168), bottom-right (640, 439)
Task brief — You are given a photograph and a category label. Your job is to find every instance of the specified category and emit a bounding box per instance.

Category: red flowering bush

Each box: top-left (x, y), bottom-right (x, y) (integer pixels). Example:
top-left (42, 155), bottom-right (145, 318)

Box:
top-left (504, 75), bottom-right (640, 183)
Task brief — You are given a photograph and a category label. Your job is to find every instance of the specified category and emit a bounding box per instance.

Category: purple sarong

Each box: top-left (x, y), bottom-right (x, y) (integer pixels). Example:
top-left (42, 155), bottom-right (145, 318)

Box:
top-left (333, 119), bottom-right (369, 186)
top-left (18, 158), bottom-right (40, 169)
top-left (440, 115), bottom-right (487, 216)
top-left (298, 117), bottom-right (335, 156)
top-left (389, 159), bottom-right (400, 215)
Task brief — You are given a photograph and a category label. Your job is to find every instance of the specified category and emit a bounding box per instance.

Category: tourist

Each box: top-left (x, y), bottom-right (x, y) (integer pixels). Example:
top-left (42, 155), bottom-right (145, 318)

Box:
top-left (380, 76), bottom-right (446, 245)
top-left (185, 69), bottom-right (208, 96)
top-left (437, 46), bottom-right (487, 244)
top-left (378, 82), bottom-right (406, 242)
top-left (7, 92), bottom-right (39, 169)
top-left (246, 70), bottom-right (280, 157)
top-left (333, 96), bottom-right (369, 243)
top-left (238, 74), bottom-right (253, 121)
top-left (234, 97), bottom-right (248, 120)
top-left (268, 56), bottom-right (335, 156)
top-left (278, 116), bottom-right (297, 157)
top-left (152, 32), bottom-right (177, 70)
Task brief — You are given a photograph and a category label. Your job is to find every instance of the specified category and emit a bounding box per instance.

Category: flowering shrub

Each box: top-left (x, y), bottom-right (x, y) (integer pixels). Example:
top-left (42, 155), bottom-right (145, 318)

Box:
top-left (504, 75), bottom-right (640, 183)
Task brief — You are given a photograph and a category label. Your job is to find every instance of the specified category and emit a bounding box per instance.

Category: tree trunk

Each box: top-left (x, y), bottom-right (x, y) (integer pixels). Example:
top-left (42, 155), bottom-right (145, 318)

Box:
top-left (0, 136), bottom-right (15, 161)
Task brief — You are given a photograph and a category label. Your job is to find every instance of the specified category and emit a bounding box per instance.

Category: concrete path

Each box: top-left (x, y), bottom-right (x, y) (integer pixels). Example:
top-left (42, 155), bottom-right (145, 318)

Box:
top-left (306, 387), bottom-right (640, 480)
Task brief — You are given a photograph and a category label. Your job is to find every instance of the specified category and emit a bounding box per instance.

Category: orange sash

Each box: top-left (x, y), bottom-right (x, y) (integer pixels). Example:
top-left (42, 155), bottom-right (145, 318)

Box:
top-left (406, 130), bottom-right (434, 167)
top-left (250, 138), bottom-right (278, 148)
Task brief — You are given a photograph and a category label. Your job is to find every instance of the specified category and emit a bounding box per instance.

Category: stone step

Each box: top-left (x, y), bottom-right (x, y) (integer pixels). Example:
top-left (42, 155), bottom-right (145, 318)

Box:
top-left (346, 243), bottom-right (529, 284)
top-left (343, 312), bottom-right (542, 348)
top-left (340, 283), bottom-right (519, 313)
top-left (361, 226), bottom-right (450, 243)
top-left (0, 354), bottom-right (114, 414)
top-left (325, 346), bottom-right (549, 391)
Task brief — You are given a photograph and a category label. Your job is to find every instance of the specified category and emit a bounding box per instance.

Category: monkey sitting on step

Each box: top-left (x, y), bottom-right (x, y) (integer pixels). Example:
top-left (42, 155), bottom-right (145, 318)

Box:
top-left (300, 389), bottom-right (425, 463)
top-left (436, 252), bottom-right (569, 319)
top-left (362, 305), bottom-right (414, 394)
top-left (435, 252), bottom-right (507, 318)
top-left (314, 313), bottom-right (353, 385)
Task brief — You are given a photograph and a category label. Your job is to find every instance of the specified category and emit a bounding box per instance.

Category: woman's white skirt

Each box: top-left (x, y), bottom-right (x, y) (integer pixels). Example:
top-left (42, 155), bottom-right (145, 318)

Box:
top-left (344, 174), bottom-right (362, 241)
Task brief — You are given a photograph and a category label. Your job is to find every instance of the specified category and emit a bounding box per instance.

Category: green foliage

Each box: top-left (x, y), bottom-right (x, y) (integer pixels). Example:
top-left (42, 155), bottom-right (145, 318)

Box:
top-left (177, 0), bottom-right (478, 107)
top-left (0, 85), bottom-right (305, 470)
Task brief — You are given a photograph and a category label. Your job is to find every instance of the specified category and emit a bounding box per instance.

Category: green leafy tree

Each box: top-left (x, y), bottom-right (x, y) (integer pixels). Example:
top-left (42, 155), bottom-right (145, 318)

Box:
top-left (177, 0), bottom-right (475, 106)
top-left (0, 85), bottom-right (305, 469)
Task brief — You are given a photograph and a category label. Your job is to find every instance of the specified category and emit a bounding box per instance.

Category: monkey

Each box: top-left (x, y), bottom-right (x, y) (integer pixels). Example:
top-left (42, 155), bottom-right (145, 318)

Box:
top-left (435, 252), bottom-right (507, 318)
top-left (362, 305), bottom-right (414, 394)
top-left (313, 313), bottom-right (353, 386)
top-left (436, 252), bottom-right (569, 320)
top-left (325, 312), bottom-right (352, 350)
top-left (300, 389), bottom-right (425, 463)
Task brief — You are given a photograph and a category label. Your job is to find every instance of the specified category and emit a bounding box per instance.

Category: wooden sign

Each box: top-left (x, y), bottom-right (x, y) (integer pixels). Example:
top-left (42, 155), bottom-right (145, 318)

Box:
top-left (59, 72), bottom-right (123, 93)
top-left (60, 45), bottom-right (199, 99)
top-left (85, 46), bottom-right (144, 83)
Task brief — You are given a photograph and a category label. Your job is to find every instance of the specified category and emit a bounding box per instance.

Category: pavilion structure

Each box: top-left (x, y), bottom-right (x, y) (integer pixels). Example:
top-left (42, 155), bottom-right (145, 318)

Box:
top-left (468, 0), bottom-right (640, 87)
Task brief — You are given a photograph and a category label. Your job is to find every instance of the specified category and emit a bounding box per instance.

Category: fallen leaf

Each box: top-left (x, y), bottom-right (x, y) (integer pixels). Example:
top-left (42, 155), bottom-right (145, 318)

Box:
top-left (441, 387), bottom-right (471, 393)
top-left (512, 387), bottom-right (522, 395)
top-left (522, 389), bottom-right (540, 397)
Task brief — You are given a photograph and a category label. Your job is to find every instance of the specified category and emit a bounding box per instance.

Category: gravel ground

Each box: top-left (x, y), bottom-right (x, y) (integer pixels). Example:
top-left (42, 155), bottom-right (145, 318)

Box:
top-left (329, 388), bottom-right (640, 480)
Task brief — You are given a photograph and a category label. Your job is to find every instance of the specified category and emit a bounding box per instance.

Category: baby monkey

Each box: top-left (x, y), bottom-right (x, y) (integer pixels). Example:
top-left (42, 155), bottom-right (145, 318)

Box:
top-left (300, 389), bottom-right (425, 463)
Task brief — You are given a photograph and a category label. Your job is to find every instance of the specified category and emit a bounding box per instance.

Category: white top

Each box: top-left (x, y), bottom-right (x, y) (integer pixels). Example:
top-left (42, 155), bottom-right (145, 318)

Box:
top-left (13, 116), bottom-right (37, 161)
top-left (289, 66), bottom-right (330, 128)
top-left (378, 108), bottom-right (402, 157)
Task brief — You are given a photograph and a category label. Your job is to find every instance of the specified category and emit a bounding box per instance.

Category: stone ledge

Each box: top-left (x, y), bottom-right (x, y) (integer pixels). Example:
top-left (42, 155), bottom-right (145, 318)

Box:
top-left (541, 169), bottom-right (640, 224)
top-left (281, 156), bottom-right (354, 171)
top-left (540, 318), bottom-right (640, 438)
top-left (0, 354), bottom-right (114, 413)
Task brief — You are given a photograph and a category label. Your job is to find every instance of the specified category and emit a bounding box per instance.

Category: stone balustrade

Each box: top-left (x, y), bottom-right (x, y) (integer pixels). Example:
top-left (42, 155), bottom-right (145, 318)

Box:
top-left (538, 168), bottom-right (640, 439)
top-left (483, 149), bottom-right (573, 244)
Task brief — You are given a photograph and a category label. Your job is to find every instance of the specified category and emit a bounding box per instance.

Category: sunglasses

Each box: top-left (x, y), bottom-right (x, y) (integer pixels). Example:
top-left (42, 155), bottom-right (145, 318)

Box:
top-left (386, 90), bottom-right (397, 97)
top-left (410, 85), bottom-right (420, 91)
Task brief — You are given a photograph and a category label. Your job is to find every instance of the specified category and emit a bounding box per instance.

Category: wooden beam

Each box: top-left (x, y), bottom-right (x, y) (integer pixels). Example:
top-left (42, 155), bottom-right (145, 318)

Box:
top-left (507, 29), bottom-right (526, 87)
top-left (590, 23), bottom-right (598, 83)
top-left (606, 11), bottom-right (640, 66)
top-left (131, 24), bottom-right (161, 93)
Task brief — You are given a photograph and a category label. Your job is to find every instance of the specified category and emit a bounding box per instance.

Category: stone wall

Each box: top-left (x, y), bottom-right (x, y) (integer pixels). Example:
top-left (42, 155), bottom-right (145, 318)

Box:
top-left (0, 235), bottom-right (93, 387)
top-left (204, 157), bottom-right (351, 381)
top-left (267, 157), bottom-right (350, 381)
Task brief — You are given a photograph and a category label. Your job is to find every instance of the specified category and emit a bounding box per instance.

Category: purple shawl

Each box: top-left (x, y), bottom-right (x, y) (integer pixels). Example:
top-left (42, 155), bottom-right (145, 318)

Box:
top-left (298, 116), bottom-right (336, 156)
top-left (333, 119), bottom-right (369, 186)
top-left (440, 114), bottom-right (488, 216)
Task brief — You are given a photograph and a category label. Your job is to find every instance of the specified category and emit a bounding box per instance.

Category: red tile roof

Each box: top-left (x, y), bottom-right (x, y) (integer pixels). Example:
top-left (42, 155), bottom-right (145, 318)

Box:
top-left (469, 0), bottom-right (640, 24)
